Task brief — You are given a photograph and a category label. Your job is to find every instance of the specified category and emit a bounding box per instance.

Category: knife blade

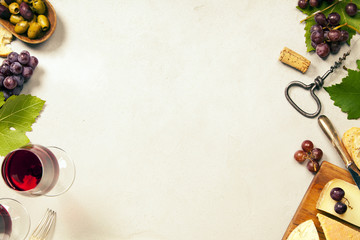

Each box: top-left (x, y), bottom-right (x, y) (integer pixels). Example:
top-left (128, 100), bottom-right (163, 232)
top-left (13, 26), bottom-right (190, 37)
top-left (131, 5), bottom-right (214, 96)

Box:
top-left (318, 115), bottom-right (360, 190)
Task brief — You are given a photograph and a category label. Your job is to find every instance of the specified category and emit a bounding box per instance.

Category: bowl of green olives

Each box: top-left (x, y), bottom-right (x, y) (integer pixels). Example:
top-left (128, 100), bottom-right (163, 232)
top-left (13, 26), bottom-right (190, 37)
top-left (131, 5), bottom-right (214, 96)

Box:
top-left (0, 0), bottom-right (56, 44)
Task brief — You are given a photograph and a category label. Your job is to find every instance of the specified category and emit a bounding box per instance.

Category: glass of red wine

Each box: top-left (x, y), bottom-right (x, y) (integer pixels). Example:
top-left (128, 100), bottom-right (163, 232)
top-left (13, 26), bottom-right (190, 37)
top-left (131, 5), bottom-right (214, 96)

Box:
top-left (0, 198), bottom-right (31, 240)
top-left (1, 144), bottom-right (75, 197)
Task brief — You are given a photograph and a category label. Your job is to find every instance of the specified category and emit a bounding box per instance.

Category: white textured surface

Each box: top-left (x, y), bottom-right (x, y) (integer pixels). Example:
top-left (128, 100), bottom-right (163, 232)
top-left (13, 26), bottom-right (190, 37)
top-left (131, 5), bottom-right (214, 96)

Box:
top-left (0, 0), bottom-right (359, 239)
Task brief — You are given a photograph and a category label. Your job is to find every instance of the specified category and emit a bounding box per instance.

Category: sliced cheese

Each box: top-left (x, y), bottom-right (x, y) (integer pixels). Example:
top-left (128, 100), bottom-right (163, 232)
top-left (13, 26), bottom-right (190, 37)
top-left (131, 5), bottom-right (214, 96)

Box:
top-left (0, 27), bottom-right (12, 58)
top-left (287, 220), bottom-right (319, 240)
top-left (317, 213), bottom-right (360, 240)
top-left (343, 127), bottom-right (360, 169)
top-left (317, 179), bottom-right (360, 227)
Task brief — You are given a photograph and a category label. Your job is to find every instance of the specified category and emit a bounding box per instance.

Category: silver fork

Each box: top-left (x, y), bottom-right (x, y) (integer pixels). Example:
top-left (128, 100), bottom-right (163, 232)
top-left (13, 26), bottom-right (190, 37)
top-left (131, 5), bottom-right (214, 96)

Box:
top-left (29, 209), bottom-right (56, 240)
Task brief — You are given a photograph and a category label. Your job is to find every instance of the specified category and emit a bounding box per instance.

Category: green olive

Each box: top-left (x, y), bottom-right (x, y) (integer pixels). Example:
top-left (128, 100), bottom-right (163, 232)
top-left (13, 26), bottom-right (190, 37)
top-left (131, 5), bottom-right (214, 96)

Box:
top-left (27, 21), bottom-right (41, 38)
top-left (15, 0), bottom-right (23, 4)
top-left (37, 14), bottom-right (49, 31)
top-left (23, 0), bottom-right (32, 3)
top-left (32, 0), bottom-right (45, 14)
top-left (14, 20), bottom-right (29, 34)
top-left (10, 14), bottom-right (24, 24)
top-left (9, 2), bottom-right (20, 14)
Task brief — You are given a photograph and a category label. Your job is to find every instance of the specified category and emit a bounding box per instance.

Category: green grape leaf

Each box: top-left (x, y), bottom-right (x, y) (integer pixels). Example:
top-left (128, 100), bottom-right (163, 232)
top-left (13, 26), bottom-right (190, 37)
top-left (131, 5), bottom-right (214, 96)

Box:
top-left (324, 63), bottom-right (360, 119)
top-left (0, 93), bottom-right (4, 108)
top-left (297, 0), bottom-right (360, 52)
top-left (0, 94), bottom-right (45, 156)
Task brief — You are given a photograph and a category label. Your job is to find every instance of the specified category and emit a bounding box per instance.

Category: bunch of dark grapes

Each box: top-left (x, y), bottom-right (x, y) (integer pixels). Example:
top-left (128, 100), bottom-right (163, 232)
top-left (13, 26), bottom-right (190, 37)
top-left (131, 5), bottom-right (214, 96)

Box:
top-left (298, 0), bottom-right (335, 9)
top-left (330, 187), bottom-right (352, 214)
top-left (310, 12), bottom-right (349, 58)
top-left (294, 140), bottom-right (323, 173)
top-left (0, 50), bottom-right (38, 100)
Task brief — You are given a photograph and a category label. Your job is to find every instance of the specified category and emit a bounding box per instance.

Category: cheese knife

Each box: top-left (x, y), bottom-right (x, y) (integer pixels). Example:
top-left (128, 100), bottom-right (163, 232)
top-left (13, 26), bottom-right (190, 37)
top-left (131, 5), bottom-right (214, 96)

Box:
top-left (318, 115), bottom-right (360, 190)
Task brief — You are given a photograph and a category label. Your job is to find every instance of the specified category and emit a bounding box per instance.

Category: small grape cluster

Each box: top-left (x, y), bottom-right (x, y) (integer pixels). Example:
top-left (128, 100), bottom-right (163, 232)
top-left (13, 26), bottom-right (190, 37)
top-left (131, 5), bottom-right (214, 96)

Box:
top-left (298, 0), bottom-right (334, 9)
top-left (330, 187), bottom-right (352, 214)
top-left (311, 12), bottom-right (349, 58)
top-left (294, 140), bottom-right (323, 173)
top-left (0, 50), bottom-right (38, 100)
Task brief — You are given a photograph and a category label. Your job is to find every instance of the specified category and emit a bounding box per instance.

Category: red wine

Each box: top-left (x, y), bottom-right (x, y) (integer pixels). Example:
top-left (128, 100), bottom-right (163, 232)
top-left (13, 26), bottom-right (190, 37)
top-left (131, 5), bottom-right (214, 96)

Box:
top-left (2, 145), bottom-right (59, 195)
top-left (0, 204), bottom-right (12, 240)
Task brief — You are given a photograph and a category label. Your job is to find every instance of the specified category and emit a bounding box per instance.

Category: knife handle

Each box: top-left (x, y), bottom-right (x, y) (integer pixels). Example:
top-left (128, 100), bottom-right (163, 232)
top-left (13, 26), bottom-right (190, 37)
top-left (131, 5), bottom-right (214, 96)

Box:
top-left (318, 115), bottom-right (352, 167)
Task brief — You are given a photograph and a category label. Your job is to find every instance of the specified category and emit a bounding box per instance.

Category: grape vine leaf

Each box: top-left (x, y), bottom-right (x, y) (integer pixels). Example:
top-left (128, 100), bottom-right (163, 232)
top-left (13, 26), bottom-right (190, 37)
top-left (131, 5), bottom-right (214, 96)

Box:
top-left (324, 60), bottom-right (360, 119)
top-left (0, 94), bottom-right (45, 156)
top-left (297, 0), bottom-right (360, 52)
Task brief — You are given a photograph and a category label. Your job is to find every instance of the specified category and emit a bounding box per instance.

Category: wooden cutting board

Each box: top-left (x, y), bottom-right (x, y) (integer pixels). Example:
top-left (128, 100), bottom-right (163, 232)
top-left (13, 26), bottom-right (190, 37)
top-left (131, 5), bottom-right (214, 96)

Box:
top-left (282, 160), bottom-right (359, 240)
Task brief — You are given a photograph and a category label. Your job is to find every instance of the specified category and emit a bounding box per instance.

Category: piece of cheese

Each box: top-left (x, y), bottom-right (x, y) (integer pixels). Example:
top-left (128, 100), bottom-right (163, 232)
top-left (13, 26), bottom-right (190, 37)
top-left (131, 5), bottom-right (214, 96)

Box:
top-left (317, 179), bottom-right (360, 227)
top-left (0, 27), bottom-right (12, 58)
top-left (343, 127), bottom-right (360, 169)
top-left (287, 220), bottom-right (319, 240)
top-left (317, 213), bottom-right (360, 240)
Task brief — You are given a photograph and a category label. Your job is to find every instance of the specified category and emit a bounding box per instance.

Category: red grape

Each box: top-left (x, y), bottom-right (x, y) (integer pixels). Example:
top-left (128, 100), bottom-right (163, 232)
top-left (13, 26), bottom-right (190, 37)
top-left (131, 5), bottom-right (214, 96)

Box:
top-left (307, 160), bottom-right (320, 173)
top-left (302, 140), bottom-right (314, 153)
top-left (311, 148), bottom-right (323, 161)
top-left (294, 150), bottom-right (307, 163)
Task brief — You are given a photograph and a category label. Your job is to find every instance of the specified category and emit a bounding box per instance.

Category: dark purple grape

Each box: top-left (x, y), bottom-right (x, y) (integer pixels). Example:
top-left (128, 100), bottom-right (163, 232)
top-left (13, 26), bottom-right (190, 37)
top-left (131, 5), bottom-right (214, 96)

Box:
top-left (0, 74), bottom-right (4, 88)
top-left (28, 56), bottom-right (38, 69)
top-left (7, 52), bottom-right (19, 63)
top-left (12, 85), bottom-right (23, 95)
top-left (10, 62), bottom-right (23, 75)
top-left (311, 41), bottom-right (318, 49)
top-left (2, 59), bottom-right (10, 66)
top-left (311, 31), bottom-right (325, 44)
top-left (316, 42), bottom-right (330, 58)
top-left (345, 3), bottom-right (358, 17)
top-left (302, 140), bottom-right (314, 152)
top-left (294, 150), bottom-right (307, 163)
top-left (3, 76), bottom-right (17, 90)
top-left (307, 160), bottom-right (320, 173)
top-left (334, 202), bottom-right (347, 214)
top-left (330, 187), bottom-right (345, 201)
top-left (311, 24), bottom-right (323, 33)
top-left (13, 75), bottom-right (24, 86)
top-left (298, 0), bottom-right (308, 9)
top-left (328, 29), bottom-right (341, 42)
top-left (324, 30), bottom-right (329, 41)
top-left (339, 30), bottom-right (349, 42)
top-left (311, 148), bottom-right (323, 161)
top-left (22, 66), bottom-right (33, 79)
top-left (328, 12), bottom-right (341, 26)
top-left (0, 5), bottom-right (11, 20)
top-left (315, 12), bottom-right (328, 26)
top-left (3, 90), bottom-right (11, 100)
top-left (309, 0), bottom-right (320, 7)
top-left (330, 42), bottom-right (341, 54)
top-left (0, 63), bottom-right (11, 76)
top-left (17, 50), bottom-right (30, 65)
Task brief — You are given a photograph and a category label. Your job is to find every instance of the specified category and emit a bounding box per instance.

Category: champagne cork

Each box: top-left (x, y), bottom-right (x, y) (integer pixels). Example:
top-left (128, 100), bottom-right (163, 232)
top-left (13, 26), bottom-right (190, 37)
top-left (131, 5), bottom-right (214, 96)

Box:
top-left (279, 47), bottom-right (311, 73)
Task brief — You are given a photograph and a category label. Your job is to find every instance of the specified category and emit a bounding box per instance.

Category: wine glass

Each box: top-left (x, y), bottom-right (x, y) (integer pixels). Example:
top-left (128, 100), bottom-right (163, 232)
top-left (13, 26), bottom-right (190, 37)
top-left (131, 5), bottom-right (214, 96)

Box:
top-left (1, 144), bottom-right (75, 197)
top-left (0, 198), bottom-right (30, 240)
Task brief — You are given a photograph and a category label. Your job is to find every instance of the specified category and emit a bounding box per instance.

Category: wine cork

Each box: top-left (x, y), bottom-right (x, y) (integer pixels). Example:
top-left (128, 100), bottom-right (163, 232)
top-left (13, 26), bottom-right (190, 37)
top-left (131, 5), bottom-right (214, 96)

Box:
top-left (279, 47), bottom-right (311, 73)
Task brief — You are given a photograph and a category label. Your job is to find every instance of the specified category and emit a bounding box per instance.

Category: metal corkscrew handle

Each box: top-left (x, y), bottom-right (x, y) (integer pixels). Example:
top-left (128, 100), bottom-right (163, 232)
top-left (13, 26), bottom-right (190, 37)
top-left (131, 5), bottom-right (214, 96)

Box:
top-left (285, 51), bottom-right (350, 118)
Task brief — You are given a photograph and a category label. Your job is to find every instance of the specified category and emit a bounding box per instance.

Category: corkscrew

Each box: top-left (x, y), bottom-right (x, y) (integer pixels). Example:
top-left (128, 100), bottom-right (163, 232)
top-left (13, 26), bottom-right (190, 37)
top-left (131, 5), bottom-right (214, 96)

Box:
top-left (285, 51), bottom-right (350, 118)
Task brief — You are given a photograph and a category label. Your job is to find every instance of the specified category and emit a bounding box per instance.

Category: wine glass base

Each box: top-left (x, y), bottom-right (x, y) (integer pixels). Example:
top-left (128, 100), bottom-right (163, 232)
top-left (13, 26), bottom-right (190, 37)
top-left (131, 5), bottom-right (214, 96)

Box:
top-left (45, 146), bottom-right (76, 197)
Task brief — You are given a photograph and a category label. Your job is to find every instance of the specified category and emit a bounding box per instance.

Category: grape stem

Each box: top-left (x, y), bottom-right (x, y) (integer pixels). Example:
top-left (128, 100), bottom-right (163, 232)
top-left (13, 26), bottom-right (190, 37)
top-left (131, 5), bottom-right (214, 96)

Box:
top-left (333, 22), bottom-right (360, 34)
top-left (300, 0), bottom-right (340, 23)
top-left (343, 197), bottom-right (353, 209)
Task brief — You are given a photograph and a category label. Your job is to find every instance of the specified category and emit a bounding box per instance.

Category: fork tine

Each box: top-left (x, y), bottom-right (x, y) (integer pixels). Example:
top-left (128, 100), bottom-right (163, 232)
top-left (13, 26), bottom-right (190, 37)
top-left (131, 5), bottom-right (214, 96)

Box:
top-left (30, 208), bottom-right (56, 240)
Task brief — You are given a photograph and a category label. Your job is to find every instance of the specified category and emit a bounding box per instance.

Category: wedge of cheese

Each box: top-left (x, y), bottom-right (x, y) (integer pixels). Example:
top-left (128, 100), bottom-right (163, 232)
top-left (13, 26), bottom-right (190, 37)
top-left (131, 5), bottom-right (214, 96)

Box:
top-left (317, 213), bottom-right (360, 240)
top-left (343, 127), bottom-right (360, 169)
top-left (317, 179), bottom-right (360, 227)
top-left (287, 220), bottom-right (319, 240)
